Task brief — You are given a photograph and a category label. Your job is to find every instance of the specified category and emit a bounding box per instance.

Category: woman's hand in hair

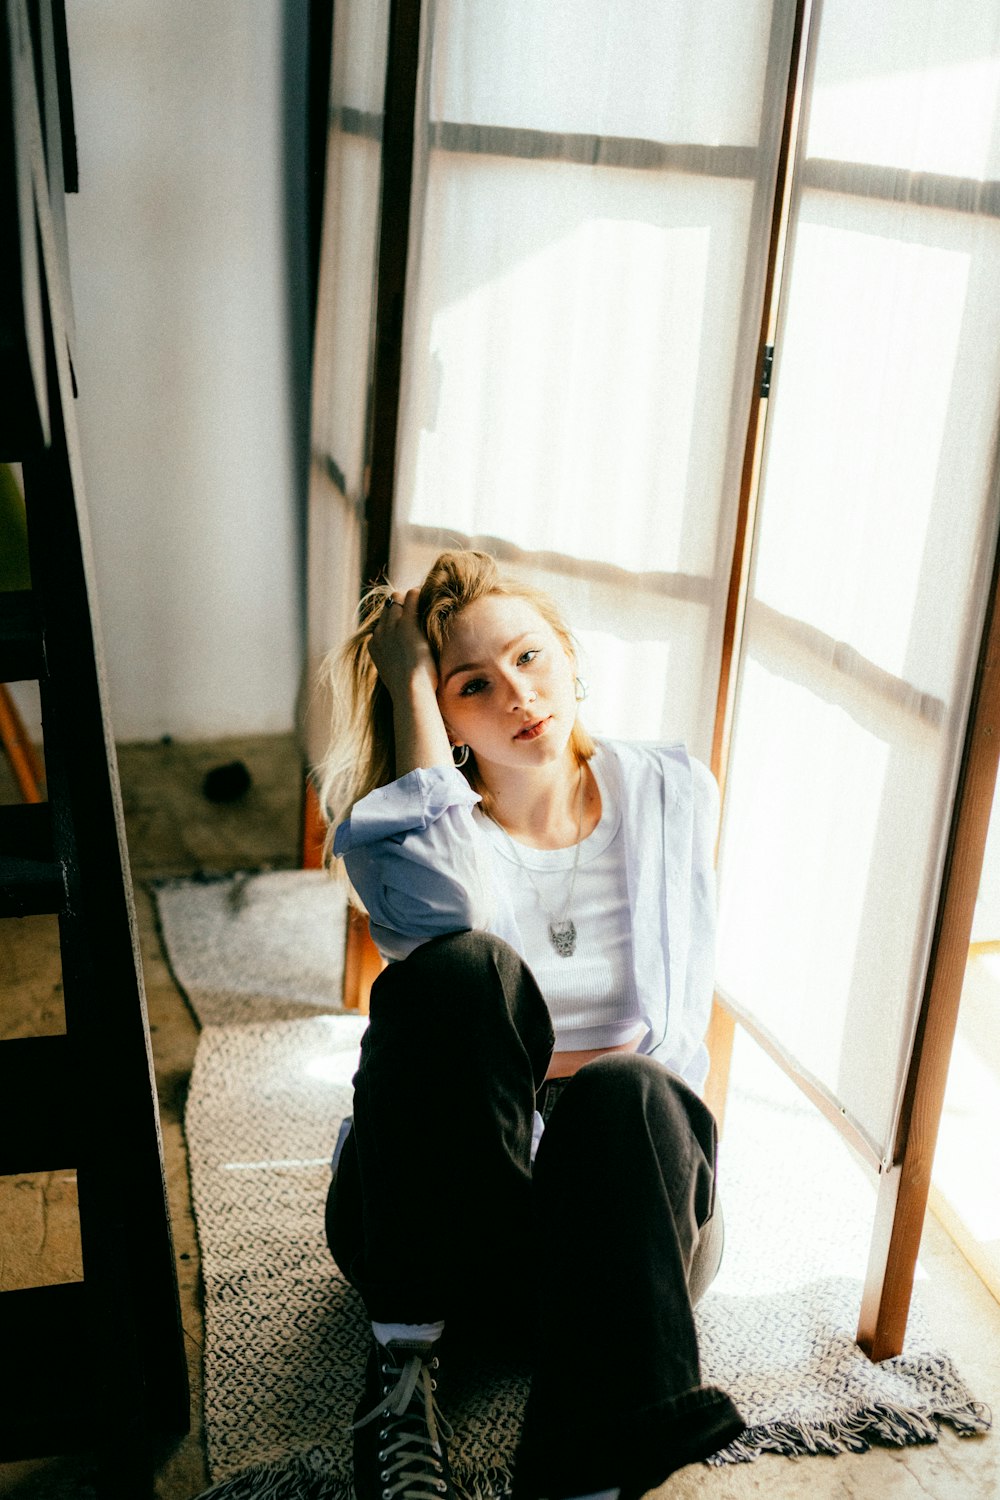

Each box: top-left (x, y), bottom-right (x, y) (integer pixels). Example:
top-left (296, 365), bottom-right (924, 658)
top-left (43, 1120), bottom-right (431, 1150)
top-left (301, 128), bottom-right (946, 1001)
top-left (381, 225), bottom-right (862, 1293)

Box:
top-left (368, 589), bottom-right (437, 700)
top-left (369, 589), bottom-right (453, 777)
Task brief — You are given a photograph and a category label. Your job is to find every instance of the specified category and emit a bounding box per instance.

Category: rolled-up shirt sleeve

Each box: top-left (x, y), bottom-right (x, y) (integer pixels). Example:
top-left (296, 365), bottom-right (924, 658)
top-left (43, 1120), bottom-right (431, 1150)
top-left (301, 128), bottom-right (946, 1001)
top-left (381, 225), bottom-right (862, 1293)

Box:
top-left (333, 767), bottom-right (495, 959)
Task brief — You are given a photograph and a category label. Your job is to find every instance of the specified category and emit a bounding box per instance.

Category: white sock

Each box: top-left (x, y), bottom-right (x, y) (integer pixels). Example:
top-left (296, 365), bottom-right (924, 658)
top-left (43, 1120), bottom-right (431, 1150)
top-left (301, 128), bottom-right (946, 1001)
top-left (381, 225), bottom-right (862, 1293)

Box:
top-left (372, 1319), bottom-right (445, 1347)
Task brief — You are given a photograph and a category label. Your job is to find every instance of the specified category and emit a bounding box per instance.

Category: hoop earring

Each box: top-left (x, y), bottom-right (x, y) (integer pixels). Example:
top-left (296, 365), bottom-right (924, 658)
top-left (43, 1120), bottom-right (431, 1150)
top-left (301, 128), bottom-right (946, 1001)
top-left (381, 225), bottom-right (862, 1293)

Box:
top-left (452, 743), bottom-right (470, 768)
top-left (574, 677), bottom-right (588, 702)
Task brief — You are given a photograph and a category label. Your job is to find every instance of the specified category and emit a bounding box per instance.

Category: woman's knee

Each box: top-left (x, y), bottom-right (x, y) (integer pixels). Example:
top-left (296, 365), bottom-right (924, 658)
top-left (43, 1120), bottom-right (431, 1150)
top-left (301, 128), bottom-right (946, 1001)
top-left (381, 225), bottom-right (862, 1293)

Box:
top-left (372, 930), bottom-right (526, 1011)
top-left (370, 930), bottom-right (553, 1056)
top-left (407, 928), bottom-right (521, 980)
top-left (569, 1050), bottom-right (671, 1108)
top-left (548, 1053), bottom-right (718, 1224)
top-left (560, 1052), bottom-right (713, 1148)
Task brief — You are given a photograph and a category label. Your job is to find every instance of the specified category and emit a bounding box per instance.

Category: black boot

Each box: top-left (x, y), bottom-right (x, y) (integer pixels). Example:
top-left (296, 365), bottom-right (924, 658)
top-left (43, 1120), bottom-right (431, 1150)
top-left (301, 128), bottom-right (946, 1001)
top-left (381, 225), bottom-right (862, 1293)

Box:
top-left (514, 1375), bottom-right (745, 1500)
top-left (353, 1337), bottom-right (455, 1500)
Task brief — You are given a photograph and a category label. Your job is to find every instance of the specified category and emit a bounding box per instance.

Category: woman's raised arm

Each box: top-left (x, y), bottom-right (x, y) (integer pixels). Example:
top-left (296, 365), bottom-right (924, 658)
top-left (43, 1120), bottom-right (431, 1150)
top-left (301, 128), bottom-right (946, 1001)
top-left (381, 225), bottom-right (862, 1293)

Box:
top-left (368, 588), bottom-right (454, 778)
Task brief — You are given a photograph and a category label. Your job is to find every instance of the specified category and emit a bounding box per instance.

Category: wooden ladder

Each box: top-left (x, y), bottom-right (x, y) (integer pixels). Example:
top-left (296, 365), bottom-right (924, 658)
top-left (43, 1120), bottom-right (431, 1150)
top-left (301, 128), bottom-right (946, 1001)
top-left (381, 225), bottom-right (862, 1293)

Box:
top-left (0, 2), bottom-right (188, 1492)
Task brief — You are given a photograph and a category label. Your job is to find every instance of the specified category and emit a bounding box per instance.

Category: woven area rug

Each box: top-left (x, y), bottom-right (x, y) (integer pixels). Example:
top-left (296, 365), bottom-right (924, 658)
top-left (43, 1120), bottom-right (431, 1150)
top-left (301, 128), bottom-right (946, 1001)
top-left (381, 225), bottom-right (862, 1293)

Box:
top-left (153, 872), bottom-right (991, 1500)
top-left (154, 871), bottom-right (346, 1026)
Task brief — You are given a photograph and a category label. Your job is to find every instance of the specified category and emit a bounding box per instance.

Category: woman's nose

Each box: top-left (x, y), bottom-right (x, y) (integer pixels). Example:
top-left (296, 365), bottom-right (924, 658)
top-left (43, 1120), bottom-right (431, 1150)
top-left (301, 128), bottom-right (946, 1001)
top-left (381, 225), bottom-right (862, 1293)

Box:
top-left (505, 674), bottom-right (536, 710)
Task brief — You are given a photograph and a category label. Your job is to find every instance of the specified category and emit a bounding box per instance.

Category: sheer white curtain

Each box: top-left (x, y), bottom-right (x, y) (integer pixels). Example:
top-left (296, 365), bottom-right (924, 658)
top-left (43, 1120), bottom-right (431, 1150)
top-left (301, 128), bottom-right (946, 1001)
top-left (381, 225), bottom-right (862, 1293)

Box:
top-left (304, 0), bottom-right (389, 763)
top-left (716, 0), bottom-right (1000, 1158)
top-left (389, 0), bottom-right (796, 758)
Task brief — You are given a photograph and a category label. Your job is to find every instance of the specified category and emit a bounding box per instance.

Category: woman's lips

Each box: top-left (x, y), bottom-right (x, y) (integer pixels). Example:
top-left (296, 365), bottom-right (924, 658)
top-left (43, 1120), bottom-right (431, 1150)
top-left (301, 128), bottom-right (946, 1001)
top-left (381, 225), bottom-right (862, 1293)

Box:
top-left (514, 716), bottom-right (551, 741)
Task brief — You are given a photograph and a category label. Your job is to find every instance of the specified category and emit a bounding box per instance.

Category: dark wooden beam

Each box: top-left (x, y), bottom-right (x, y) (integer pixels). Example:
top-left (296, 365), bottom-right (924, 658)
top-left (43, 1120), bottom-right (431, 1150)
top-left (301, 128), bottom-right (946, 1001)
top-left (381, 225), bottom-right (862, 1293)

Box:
top-left (363, 0), bottom-right (422, 589)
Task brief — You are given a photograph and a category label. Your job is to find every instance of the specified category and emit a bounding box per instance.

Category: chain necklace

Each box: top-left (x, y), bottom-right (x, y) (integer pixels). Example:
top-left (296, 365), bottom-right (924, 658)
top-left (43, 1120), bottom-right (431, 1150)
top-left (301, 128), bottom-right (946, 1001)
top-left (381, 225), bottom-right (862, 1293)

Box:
top-left (488, 766), bottom-right (585, 957)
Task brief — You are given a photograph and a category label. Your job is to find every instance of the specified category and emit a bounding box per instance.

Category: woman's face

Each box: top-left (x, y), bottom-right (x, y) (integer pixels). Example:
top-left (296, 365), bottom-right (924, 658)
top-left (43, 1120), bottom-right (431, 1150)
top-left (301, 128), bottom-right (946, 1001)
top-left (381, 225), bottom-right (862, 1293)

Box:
top-left (435, 593), bottom-right (578, 777)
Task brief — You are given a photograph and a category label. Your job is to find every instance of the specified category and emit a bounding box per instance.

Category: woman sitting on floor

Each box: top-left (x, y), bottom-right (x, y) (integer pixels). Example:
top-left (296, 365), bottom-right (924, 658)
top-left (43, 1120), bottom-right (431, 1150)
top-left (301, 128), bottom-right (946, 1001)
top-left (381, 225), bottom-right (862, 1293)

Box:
top-left (318, 548), bottom-right (744, 1500)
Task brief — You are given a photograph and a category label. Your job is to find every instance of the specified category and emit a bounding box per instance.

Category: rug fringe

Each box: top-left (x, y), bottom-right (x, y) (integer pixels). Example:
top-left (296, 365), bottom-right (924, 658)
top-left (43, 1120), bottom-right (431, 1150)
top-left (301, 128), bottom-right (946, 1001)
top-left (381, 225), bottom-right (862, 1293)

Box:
top-left (192, 1448), bottom-right (352, 1500)
top-left (708, 1395), bottom-right (992, 1465)
top-left (191, 1398), bottom-right (992, 1493)
top-left (193, 1455), bottom-right (517, 1500)
top-left (452, 1462), bottom-right (516, 1500)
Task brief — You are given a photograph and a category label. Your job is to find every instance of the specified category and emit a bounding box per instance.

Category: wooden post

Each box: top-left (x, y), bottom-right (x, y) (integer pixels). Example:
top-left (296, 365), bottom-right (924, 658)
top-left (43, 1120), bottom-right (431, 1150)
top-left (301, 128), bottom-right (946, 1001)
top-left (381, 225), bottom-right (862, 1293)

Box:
top-left (858, 520), bottom-right (1000, 1360)
top-left (301, 774), bottom-right (326, 870)
top-left (703, 997), bottom-right (736, 1134)
top-left (343, 908), bottom-right (382, 1016)
top-left (302, 776), bottom-right (382, 1013)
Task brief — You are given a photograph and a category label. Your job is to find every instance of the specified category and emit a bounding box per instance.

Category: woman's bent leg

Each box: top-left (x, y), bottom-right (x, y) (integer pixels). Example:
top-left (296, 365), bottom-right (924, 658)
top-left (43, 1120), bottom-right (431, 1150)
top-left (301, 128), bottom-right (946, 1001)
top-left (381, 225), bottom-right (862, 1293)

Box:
top-left (516, 1052), bottom-right (743, 1498)
top-left (325, 929), bottom-right (554, 1325)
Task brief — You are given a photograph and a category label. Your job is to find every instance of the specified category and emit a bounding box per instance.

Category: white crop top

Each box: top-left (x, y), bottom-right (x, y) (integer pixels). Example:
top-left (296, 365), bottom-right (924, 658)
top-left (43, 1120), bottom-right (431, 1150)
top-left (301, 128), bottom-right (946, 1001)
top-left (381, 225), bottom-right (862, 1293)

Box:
top-left (476, 756), bottom-right (645, 1053)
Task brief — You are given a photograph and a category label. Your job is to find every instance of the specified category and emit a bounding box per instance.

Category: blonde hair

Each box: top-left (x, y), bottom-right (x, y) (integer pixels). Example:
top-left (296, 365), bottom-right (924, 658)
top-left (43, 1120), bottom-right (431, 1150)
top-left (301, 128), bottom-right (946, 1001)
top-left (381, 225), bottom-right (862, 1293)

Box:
top-left (316, 549), bottom-right (594, 867)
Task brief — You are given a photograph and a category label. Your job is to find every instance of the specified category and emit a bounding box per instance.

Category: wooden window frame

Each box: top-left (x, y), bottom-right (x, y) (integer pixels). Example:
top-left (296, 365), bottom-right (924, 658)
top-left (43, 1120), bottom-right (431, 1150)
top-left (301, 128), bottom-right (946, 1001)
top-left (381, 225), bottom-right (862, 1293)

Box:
top-left (316, 0), bottom-right (1000, 1362)
top-left (708, 0), bottom-right (1000, 1360)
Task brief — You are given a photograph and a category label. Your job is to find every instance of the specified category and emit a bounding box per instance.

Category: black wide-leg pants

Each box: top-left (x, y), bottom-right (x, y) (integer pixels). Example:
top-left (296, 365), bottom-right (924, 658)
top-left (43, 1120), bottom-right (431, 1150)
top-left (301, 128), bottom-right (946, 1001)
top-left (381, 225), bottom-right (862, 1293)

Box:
top-left (325, 930), bottom-right (744, 1496)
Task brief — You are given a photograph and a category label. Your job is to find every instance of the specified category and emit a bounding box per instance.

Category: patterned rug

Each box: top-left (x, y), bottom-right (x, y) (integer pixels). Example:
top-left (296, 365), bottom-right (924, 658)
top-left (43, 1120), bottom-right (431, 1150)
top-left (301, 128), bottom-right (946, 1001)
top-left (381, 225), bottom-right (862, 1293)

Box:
top-left (152, 872), bottom-right (991, 1500)
top-left (154, 871), bottom-right (346, 1026)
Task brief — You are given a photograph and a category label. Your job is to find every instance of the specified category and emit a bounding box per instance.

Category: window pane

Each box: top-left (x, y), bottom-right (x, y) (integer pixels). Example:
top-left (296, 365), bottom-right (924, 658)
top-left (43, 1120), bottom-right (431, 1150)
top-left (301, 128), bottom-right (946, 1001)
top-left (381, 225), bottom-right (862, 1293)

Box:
top-left (334, 0), bottom-right (390, 114)
top-left (431, 0), bottom-right (779, 147)
top-left (718, 637), bottom-right (945, 1155)
top-left (806, 1), bottom-right (1000, 178)
top-left (753, 193), bottom-right (1000, 702)
top-left (399, 154), bottom-right (756, 580)
top-left (310, 131), bottom-right (383, 498)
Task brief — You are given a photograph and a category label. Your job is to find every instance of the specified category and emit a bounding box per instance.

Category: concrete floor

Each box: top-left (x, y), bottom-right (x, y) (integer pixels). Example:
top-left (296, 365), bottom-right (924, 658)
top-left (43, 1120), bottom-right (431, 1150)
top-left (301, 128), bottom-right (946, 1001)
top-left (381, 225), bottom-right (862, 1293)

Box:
top-left (0, 734), bottom-right (997, 1498)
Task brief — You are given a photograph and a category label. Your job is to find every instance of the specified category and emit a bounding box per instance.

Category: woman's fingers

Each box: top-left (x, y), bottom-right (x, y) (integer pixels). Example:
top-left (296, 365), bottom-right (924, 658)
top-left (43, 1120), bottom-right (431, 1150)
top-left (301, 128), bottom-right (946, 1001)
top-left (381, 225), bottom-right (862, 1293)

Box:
top-left (374, 586), bottom-right (418, 623)
top-left (372, 593), bottom-right (411, 646)
top-left (368, 588), bottom-right (437, 694)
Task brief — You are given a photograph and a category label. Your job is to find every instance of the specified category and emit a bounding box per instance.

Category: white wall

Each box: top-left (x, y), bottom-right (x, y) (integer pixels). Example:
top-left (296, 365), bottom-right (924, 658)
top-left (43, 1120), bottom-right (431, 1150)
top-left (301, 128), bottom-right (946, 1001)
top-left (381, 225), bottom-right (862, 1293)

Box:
top-left (63, 1), bottom-right (304, 741)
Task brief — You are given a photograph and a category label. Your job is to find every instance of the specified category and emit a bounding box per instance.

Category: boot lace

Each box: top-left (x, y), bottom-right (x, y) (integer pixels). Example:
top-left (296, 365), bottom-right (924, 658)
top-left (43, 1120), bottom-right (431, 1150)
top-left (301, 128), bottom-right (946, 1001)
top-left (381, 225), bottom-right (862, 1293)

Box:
top-left (353, 1345), bottom-right (454, 1500)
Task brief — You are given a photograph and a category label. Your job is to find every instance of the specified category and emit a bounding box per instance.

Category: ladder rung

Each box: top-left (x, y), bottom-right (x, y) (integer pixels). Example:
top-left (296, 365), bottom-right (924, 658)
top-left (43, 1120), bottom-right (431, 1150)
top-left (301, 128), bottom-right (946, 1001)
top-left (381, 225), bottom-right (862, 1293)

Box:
top-left (0, 1036), bottom-right (75, 1175)
top-left (0, 1282), bottom-right (91, 1459)
top-left (0, 805), bottom-right (63, 916)
top-left (0, 854), bottom-right (65, 917)
top-left (0, 800), bottom-right (53, 859)
top-left (0, 590), bottom-right (45, 683)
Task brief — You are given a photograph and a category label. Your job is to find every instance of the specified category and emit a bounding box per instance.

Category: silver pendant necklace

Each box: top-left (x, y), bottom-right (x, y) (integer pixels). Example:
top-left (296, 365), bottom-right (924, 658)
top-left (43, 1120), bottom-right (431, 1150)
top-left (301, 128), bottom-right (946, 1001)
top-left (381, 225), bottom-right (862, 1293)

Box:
top-left (489, 766), bottom-right (585, 957)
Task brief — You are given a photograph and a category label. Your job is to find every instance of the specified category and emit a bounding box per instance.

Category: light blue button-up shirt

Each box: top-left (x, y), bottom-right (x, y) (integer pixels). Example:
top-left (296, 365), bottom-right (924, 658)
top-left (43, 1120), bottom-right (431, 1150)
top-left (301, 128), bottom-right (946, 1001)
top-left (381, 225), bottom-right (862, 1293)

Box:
top-left (334, 739), bottom-right (719, 1094)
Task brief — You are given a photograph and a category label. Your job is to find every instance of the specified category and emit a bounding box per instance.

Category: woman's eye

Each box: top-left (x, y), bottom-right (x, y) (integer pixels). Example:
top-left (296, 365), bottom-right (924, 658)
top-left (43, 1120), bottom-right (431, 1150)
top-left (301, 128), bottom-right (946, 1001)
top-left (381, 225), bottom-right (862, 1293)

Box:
top-left (518, 649), bottom-right (540, 666)
top-left (459, 677), bottom-right (488, 697)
